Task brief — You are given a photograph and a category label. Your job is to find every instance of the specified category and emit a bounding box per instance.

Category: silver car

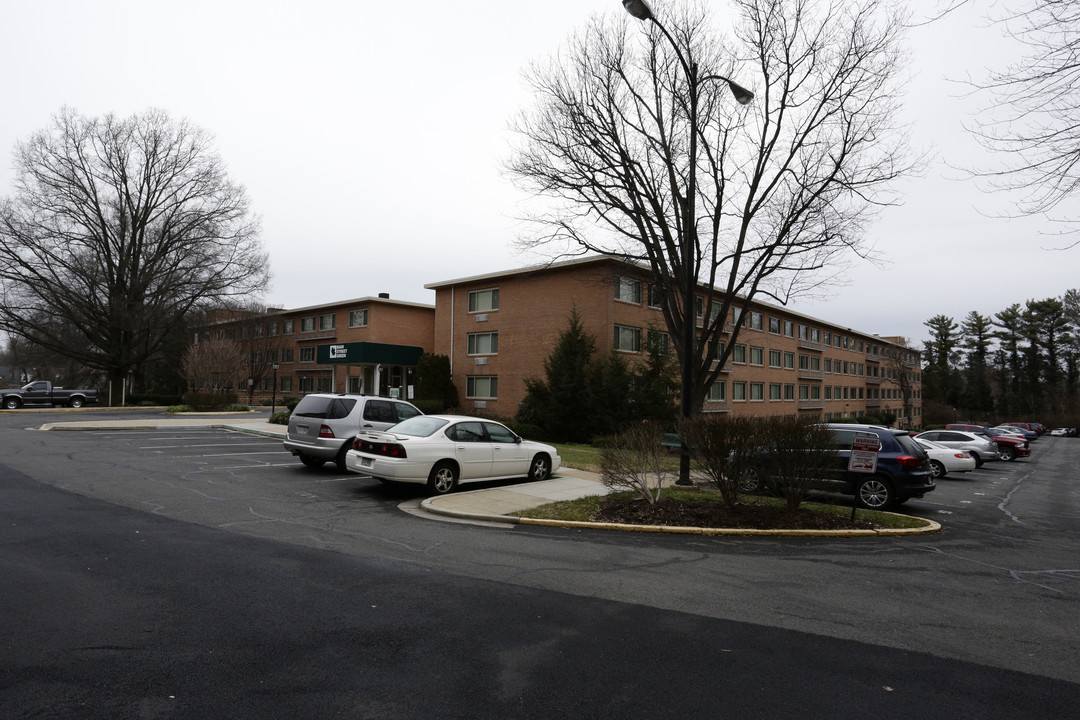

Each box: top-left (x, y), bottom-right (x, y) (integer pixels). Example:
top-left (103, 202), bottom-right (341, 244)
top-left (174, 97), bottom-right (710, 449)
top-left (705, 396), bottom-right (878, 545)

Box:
top-left (914, 430), bottom-right (999, 468)
top-left (284, 394), bottom-right (423, 471)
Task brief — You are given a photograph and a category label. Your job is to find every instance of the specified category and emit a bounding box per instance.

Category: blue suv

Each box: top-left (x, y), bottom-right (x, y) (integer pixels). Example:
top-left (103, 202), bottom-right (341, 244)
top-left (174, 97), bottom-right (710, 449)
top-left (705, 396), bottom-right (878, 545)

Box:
top-left (823, 424), bottom-right (936, 509)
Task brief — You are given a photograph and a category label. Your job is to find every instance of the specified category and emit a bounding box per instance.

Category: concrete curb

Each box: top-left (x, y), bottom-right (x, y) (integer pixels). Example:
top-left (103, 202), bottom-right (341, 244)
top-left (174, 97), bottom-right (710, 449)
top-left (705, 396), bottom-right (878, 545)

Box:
top-left (419, 495), bottom-right (943, 536)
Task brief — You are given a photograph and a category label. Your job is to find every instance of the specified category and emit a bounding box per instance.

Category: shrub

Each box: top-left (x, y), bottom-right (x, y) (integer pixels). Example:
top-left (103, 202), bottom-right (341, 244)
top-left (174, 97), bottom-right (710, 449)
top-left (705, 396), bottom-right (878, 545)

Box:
top-left (505, 421), bottom-right (544, 441)
top-left (269, 410), bottom-right (291, 425)
top-left (599, 421), bottom-right (672, 506)
top-left (165, 405), bottom-right (193, 413)
top-left (222, 404), bottom-right (250, 412)
top-left (182, 391), bottom-right (240, 411)
top-left (282, 396), bottom-right (301, 411)
top-left (680, 415), bottom-right (763, 507)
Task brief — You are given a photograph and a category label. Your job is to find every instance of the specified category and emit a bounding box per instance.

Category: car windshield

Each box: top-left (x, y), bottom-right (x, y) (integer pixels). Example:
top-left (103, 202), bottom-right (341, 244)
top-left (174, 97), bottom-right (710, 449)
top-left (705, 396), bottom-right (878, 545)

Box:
top-left (389, 416), bottom-right (450, 437)
top-left (292, 396), bottom-right (356, 419)
top-left (895, 433), bottom-right (928, 458)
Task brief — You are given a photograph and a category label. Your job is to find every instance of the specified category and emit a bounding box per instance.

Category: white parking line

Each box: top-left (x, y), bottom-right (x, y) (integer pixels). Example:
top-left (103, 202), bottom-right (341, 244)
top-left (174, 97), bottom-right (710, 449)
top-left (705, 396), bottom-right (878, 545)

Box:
top-left (139, 442), bottom-right (277, 449)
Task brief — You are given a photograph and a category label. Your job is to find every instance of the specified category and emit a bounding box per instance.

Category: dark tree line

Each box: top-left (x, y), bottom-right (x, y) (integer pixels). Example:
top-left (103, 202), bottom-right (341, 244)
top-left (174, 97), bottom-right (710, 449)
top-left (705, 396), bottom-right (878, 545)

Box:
top-left (922, 289), bottom-right (1080, 424)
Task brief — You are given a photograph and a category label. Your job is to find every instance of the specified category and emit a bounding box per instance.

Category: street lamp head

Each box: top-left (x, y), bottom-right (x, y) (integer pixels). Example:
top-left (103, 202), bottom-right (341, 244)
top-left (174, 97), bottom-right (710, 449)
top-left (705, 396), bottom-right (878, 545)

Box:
top-left (622, 0), bottom-right (654, 21)
top-left (726, 79), bottom-right (755, 105)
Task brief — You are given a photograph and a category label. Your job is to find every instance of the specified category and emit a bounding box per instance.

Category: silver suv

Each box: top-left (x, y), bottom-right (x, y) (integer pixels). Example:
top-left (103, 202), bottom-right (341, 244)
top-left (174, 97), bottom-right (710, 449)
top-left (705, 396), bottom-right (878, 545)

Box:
top-left (283, 394), bottom-right (423, 471)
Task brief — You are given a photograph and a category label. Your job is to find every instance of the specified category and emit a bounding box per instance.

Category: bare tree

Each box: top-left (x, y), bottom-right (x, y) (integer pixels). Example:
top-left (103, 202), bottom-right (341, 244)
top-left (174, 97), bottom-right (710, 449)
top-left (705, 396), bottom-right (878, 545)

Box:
top-left (599, 421), bottom-right (673, 505)
top-left (181, 337), bottom-right (248, 396)
top-left (508, 0), bottom-right (916, 414)
top-left (0, 108), bottom-right (270, 405)
top-left (962, 0), bottom-right (1080, 234)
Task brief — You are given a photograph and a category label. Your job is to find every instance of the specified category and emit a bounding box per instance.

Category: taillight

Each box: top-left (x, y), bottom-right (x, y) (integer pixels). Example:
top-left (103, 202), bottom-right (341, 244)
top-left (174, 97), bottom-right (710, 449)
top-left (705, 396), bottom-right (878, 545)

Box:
top-left (954, 453), bottom-right (969, 459)
top-left (318, 425), bottom-right (335, 438)
top-left (380, 443), bottom-right (407, 458)
top-left (896, 455), bottom-right (922, 467)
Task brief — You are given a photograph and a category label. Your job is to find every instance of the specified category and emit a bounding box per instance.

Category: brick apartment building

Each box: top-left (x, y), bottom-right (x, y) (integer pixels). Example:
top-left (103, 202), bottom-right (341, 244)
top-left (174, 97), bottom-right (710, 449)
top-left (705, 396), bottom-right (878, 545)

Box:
top-left (427, 257), bottom-right (922, 427)
top-left (199, 257), bottom-right (922, 427)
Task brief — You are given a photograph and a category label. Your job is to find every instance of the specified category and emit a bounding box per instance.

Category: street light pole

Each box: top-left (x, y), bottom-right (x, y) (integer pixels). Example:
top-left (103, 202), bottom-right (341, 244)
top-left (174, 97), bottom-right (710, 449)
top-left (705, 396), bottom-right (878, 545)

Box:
top-left (271, 363), bottom-right (279, 415)
top-left (622, 0), bottom-right (752, 484)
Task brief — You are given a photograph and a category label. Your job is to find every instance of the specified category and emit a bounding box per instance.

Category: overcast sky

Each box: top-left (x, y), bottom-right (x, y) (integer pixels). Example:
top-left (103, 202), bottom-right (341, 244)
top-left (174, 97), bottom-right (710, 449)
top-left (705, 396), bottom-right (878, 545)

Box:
top-left (1, 0), bottom-right (1066, 348)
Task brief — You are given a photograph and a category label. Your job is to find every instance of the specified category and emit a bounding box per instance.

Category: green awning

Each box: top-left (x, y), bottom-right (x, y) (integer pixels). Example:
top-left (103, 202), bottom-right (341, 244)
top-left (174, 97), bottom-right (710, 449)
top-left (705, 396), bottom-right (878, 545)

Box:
top-left (316, 341), bottom-right (424, 365)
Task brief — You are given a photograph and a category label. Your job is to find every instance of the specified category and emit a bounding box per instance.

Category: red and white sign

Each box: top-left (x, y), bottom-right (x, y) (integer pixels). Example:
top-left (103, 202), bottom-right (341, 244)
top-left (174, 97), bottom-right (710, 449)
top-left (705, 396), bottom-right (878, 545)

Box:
top-left (848, 432), bottom-right (880, 474)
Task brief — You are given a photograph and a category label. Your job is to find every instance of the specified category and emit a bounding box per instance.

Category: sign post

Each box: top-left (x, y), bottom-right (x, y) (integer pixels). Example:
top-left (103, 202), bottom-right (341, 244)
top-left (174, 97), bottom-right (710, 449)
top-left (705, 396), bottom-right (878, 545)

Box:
top-left (849, 432), bottom-right (880, 519)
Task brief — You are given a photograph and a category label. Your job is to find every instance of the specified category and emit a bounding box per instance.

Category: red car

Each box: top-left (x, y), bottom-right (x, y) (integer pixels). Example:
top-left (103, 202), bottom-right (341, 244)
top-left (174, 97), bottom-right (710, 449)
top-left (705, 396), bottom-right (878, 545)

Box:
top-left (946, 424), bottom-right (1031, 461)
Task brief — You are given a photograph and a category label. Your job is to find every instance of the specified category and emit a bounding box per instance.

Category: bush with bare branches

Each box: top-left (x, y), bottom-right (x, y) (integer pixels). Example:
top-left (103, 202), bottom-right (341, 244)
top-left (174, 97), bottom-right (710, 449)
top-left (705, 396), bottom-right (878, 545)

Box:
top-left (680, 414), bottom-right (763, 507)
top-left (599, 422), bottom-right (672, 506)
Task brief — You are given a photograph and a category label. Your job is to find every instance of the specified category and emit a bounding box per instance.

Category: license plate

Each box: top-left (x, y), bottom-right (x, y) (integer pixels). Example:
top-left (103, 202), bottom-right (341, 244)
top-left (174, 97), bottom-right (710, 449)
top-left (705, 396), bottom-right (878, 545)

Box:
top-left (361, 458), bottom-right (373, 468)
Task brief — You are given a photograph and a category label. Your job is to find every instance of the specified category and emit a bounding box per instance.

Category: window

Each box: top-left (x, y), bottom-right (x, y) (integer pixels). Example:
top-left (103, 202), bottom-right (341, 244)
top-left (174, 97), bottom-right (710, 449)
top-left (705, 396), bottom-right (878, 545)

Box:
top-left (467, 332), bottom-right (499, 355)
top-left (282, 319), bottom-right (294, 334)
top-left (824, 331), bottom-right (832, 345)
top-left (317, 377), bottom-right (332, 392)
top-left (799, 324), bottom-right (810, 341)
top-left (825, 386), bottom-right (833, 400)
top-left (750, 382), bottom-right (764, 401)
top-left (349, 309), bottom-right (368, 327)
top-left (280, 348), bottom-right (294, 363)
top-left (647, 330), bottom-right (670, 355)
top-left (824, 358), bottom-right (832, 373)
top-left (769, 349), bottom-right (782, 368)
top-left (299, 347), bottom-right (315, 362)
top-left (647, 284), bottom-right (663, 308)
top-left (749, 346), bottom-right (764, 366)
top-left (468, 288), bottom-right (499, 313)
top-left (769, 316), bottom-right (782, 334)
top-left (799, 384), bottom-right (810, 400)
top-left (784, 384), bottom-right (795, 400)
top-left (748, 311), bottom-right (764, 331)
top-left (811, 356), bottom-right (821, 371)
top-left (784, 320), bottom-right (795, 337)
top-left (709, 381), bottom-right (726, 401)
top-left (614, 325), bottom-right (643, 352)
top-left (732, 381), bottom-right (747, 401)
top-left (732, 344), bottom-right (747, 364)
top-left (784, 351), bottom-right (795, 369)
top-left (319, 313), bottom-right (335, 331)
top-left (300, 317), bottom-right (316, 332)
top-left (811, 328), bottom-right (820, 343)
top-left (279, 377), bottom-right (292, 392)
top-left (799, 354), bottom-right (810, 370)
top-left (467, 376), bottom-right (498, 399)
top-left (614, 276), bottom-right (642, 304)
top-left (769, 383), bottom-right (782, 400)
top-left (299, 377), bottom-right (314, 393)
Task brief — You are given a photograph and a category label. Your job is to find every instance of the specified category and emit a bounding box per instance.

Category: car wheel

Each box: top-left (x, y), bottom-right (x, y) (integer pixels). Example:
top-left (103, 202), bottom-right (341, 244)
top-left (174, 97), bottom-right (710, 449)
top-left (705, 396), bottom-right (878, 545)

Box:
top-left (334, 445), bottom-right (350, 473)
top-left (969, 452), bottom-right (983, 468)
top-left (4, 397), bottom-right (20, 409)
top-left (427, 462), bottom-right (458, 495)
top-left (856, 475), bottom-right (895, 510)
top-left (737, 466), bottom-right (764, 494)
top-left (69, 397), bottom-right (84, 408)
top-left (528, 454), bottom-right (552, 481)
top-left (998, 446), bottom-right (1017, 462)
top-left (929, 460), bottom-right (946, 479)
top-left (298, 454), bottom-right (325, 469)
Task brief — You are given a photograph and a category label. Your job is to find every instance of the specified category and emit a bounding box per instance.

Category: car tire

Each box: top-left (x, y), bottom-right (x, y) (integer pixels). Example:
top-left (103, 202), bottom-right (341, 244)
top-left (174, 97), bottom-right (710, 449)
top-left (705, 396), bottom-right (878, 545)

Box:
top-left (528, 454), bottom-right (552, 481)
top-left (929, 460), bottom-right (946, 479)
top-left (298, 454), bottom-right (325, 469)
top-left (4, 397), bottom-right (20, 409)
top-left (998, 446), bottom-right (1017, 461)
top-left (855, 475), bottom-right (895, 510)
top-left (969, 452), bottom-right (983, 468)
top-left (427, 461), bottom-right (458, 495)
top-left (334, 445), bottom-right (350, 473)
top-left (69, 397), bottom-right (85, 408)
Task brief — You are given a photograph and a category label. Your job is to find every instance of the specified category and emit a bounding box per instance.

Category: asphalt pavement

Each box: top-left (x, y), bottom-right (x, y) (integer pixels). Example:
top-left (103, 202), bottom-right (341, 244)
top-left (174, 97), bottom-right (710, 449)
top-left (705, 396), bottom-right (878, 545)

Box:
top-left (38, 414), bottom-right (940, 536)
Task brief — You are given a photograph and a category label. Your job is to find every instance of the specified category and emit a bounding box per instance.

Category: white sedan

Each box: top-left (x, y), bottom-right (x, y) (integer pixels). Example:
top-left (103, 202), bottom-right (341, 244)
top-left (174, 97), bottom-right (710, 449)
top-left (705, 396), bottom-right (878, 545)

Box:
top-left (345, 414), bottom-right (562, 495)
top-left (914, 437), bottom-right (976, 479)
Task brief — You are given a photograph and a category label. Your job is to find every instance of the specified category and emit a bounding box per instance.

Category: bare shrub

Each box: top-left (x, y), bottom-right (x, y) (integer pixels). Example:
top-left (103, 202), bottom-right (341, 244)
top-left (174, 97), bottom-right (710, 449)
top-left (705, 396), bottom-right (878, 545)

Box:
top-left (757, 416), bottom-right (835, 512)
top-left (599, 422), bottom-right (672, 506)
top-left (680, 415), bottom-right (763, 507)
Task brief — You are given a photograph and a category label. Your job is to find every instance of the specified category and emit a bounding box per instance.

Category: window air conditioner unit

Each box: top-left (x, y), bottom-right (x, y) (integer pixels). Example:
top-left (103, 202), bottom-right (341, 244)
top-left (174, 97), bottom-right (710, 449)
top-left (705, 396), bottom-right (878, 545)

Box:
top-left (476, 314), bottom-right (488, 322)
top-left (475, 357), bottom-right (487, 366)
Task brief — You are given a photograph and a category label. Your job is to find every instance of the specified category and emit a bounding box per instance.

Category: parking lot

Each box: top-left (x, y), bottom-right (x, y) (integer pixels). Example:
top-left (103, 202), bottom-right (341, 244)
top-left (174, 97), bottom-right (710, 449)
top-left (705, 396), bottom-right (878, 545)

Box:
top-left (3, 410), bottom-right (1079, 689)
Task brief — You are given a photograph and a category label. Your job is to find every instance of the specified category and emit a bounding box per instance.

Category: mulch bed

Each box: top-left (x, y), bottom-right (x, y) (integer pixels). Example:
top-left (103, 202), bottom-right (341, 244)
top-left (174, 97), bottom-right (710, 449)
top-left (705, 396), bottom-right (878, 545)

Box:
top-left (589, 496), bottom-right (878, 530)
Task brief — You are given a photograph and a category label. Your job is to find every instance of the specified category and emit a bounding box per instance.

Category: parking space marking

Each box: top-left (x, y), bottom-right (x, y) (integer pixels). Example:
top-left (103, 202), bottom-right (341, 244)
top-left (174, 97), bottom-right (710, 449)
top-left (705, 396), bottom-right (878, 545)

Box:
top-left (139, 442), bottom-right (277, 449)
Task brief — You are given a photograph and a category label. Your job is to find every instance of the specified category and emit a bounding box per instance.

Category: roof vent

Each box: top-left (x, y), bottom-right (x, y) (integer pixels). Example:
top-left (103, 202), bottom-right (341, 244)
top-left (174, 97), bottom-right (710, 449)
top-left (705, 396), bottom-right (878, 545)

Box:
top-left (378, 292), bottom-right (390, 299)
